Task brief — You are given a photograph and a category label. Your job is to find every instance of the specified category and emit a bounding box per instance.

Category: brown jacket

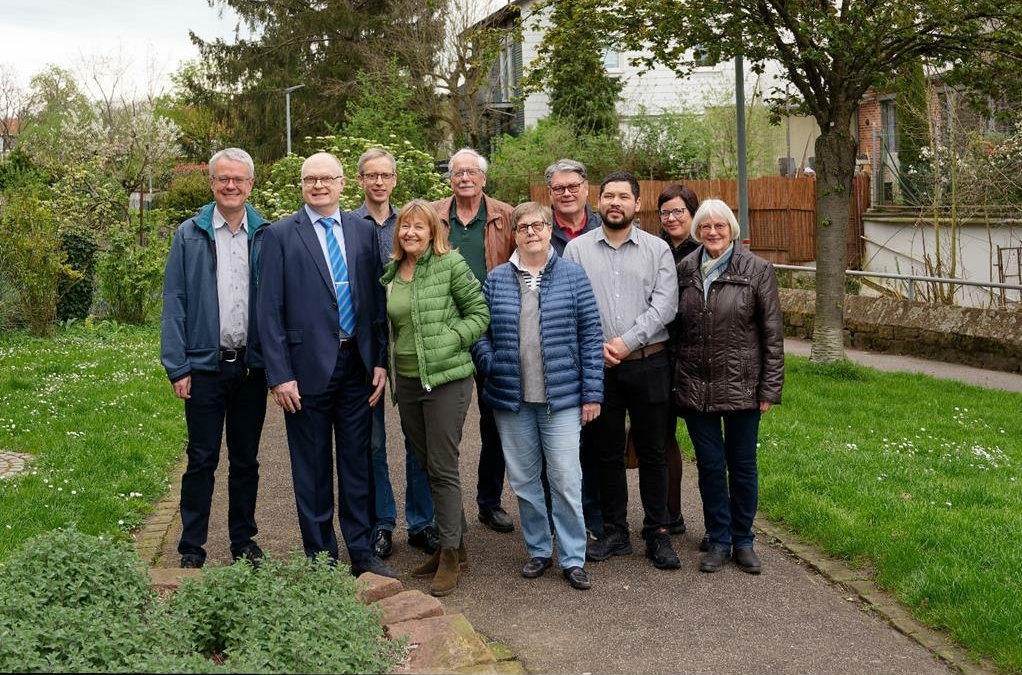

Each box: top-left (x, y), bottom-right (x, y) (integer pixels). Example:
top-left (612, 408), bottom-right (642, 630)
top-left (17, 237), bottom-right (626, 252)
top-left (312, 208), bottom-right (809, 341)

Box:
top-left (671, 242), bottom-right (784, 411)
top-left (432, 194), bottom-right (515, 272)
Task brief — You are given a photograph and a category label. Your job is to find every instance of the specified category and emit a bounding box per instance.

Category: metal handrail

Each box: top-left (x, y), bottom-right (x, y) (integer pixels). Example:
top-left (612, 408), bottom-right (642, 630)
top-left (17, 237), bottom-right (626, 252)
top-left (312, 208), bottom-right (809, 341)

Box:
top-left (773, 264), bottom-right (1022, 303)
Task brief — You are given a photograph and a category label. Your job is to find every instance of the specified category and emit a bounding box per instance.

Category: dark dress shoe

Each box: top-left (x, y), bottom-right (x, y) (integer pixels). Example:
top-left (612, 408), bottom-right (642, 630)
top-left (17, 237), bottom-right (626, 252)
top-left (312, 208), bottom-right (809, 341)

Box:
top-left (232, 543), bottom-right (264, 568)
top-left (667, 516), bottom-right (687, 535)
top-left (699, 534), bottom-right (710, 552)
top-left (478, 506), bottom-right (514, 533)
top-left (521, 556), bottom-right (553, 579)
top-left (733, 546), bottom-right (762, 574)
top-left (352, 556), bottom-right (399, 579)
top-left (372, 529), bottom-right (394, 559)
top-left (699, 546), bottom-right (730, 573)
top-left (645, 533), bottom-right (682, 570)
top-left (180, 554), bottom-right (204, 569)
top-left (562, 566), bottom-right (592, 590)
top-left (408, 525), bottom-right (440, 555)
top-left (586, 530), bottom-right (632, 561)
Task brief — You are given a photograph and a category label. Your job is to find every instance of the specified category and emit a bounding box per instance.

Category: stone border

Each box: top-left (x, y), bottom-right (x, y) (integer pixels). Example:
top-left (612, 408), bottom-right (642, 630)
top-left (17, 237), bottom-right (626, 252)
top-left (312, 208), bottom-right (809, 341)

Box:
top-left (0, 450), bottom-right (32, 480)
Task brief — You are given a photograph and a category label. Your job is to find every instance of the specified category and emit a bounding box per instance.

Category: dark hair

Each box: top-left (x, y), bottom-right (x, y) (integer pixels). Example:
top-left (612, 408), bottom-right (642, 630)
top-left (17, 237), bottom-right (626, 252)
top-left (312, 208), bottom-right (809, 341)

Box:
top-left (657, 184), bottom-right (699, 217)
top-left (599, 171), bottom-right (640, 199)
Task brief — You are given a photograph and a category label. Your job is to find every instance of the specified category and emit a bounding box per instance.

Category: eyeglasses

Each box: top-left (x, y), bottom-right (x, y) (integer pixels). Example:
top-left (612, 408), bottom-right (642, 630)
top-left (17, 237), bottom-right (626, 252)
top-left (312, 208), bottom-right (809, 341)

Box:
top-left (659, 209), bottom-right (689, 220)
top-left (514, 222), bottom-right (550, 234)
top-left (698, 222), bottom-right (730, 233)
top-left (211, 176), bottom-right (252, 186)
top-left (360, 172), bottom-right (395, 182)
top-left (549, 180), bottom-right (585, 196)
top-left (301, 175), bottom-right (342, 187)
top-left (452, 168), bottom-right (483, 179)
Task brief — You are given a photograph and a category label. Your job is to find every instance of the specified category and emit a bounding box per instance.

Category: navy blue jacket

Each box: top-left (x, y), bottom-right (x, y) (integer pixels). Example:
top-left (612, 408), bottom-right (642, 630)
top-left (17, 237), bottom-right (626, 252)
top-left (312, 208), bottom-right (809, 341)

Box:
top-left (473, 253), bottom-right (604, 413)
top-left (160, 202), bottom-right (269, 382)
top-left (550, 206), bottom-right (601, 257)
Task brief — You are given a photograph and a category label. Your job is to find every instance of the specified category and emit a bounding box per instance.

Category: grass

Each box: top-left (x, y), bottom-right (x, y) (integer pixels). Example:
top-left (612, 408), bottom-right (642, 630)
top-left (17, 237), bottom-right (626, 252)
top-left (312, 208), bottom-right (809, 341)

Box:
top-left (1, 325), bottom-right (1019, 671)
top-left (754, 357), bottom-right (1022, 673)
top-left (0, 322), bottom-right (184, 559)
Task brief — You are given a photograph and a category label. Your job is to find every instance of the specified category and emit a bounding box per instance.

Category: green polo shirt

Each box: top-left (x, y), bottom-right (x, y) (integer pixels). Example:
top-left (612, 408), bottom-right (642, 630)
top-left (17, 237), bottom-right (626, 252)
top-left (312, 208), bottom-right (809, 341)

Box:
top-left (448, 200), bottom-right (488, 281)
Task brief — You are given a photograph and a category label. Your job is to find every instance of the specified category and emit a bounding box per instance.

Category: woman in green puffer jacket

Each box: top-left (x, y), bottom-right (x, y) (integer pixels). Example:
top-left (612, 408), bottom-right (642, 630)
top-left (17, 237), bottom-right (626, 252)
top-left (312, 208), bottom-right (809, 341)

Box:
top-left (379, 199), bottom-right (489, 598)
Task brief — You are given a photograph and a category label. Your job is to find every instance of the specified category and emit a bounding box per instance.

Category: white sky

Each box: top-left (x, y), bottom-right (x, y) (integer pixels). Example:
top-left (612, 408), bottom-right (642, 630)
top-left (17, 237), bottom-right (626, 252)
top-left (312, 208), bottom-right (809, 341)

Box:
top-left (0, 0), bottom-right (249, 96)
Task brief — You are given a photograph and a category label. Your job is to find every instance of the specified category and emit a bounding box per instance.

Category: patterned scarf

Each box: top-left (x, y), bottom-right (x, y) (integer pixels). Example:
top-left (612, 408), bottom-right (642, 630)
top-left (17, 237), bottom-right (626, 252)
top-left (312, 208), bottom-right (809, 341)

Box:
top-left (700, 243), bottom-right (734, 300)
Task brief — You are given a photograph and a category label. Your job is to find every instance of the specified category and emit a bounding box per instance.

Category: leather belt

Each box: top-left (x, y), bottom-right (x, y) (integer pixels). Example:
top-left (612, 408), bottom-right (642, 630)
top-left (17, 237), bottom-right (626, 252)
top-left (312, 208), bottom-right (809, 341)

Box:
top-left (339, 337), bottom-right (356, 350)
top-left (620, 342), bottom-right (666, 362)
top-left (219, 347), bottom-right (245, 363)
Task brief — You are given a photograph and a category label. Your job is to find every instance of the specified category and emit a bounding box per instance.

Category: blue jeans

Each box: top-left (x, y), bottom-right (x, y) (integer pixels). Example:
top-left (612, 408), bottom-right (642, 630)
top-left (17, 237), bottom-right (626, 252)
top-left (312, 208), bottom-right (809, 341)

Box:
top-left (371, 401), bottom-right (435, 536)
top-left (683, 408), bottom-right (761, 550)
top-left (494, 404), bottom-right (587, 570)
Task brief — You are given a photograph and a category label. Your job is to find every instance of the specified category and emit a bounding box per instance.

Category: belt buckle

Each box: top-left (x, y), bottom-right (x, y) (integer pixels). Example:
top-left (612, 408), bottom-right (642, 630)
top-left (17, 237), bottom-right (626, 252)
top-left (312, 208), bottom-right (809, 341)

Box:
top-left (222, 348), bottom-right (238, 363)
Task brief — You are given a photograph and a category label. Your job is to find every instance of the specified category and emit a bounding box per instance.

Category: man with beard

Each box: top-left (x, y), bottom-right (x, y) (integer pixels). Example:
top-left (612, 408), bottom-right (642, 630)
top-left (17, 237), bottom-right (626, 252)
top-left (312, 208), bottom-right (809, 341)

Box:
top-left (562, 171), bottom-right (681, 571)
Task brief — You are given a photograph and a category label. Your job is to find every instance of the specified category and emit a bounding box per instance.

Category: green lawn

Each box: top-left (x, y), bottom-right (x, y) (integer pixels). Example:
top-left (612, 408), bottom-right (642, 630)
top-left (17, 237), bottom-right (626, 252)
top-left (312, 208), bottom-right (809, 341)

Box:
top-left (1, 326), bottom-right (1020, 671)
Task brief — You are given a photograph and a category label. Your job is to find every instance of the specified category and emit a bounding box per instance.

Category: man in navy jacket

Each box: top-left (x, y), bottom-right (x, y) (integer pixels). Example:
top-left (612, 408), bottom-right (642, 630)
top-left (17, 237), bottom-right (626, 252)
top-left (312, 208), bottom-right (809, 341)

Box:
top-left (257, 152), bottom-right (394, 578)
top-left (160, 147), bottom-right (269, 569)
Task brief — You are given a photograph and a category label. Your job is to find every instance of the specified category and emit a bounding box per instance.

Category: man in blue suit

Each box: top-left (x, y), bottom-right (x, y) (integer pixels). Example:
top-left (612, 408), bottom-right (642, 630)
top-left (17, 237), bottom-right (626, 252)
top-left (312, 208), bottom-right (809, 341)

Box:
top-left (258, 151), bottom-right (396, 578)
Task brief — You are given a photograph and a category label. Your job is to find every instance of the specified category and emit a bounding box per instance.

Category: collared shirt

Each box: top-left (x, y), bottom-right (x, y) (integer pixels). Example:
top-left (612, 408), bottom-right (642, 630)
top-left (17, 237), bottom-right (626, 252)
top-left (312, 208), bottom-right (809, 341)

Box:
top-left (448, 199), bottom-right (488, 281)
top-left (305, 205), bottom-right (353, 338)
top-left (352, 202), bottom-right (398, 266)
top-left (562, 224), bottom-right (678, 351)
top-left (213, 207), bottom-right (249, 349)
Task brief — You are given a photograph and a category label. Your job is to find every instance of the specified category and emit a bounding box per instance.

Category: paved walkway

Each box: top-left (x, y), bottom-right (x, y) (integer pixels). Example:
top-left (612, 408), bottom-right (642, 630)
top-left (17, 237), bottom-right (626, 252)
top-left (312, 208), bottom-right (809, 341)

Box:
top-left (147, 339), bottom-right (1016, 674)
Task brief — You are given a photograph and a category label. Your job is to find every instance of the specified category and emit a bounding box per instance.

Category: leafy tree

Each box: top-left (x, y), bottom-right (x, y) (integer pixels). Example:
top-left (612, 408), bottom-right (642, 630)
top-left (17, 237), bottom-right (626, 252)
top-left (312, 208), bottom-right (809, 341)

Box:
top-left (622, 106), bottom-right (710, 181)
top-left (529, 0), bottom-right (1022, 362)
top-left (188, 0), bottom-right (446, 162)
top-left (340, 60), bottom-right (431, 151)
top-left (523, 1), bottom-right (623, 136)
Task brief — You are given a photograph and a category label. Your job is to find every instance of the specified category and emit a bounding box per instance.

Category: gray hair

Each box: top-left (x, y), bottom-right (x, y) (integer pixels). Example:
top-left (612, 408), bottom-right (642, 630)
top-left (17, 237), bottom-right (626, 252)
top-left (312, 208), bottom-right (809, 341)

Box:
top-left (358, 148), bottom-right (396, 174)
top-left (209, 148), bottom-right (255, 178)
top-left (691, 198), bottom-right (741, 243)
top-left (544, 158), bottom-right (587, 183)
top-left (450, 147), bottom-right (488, 173)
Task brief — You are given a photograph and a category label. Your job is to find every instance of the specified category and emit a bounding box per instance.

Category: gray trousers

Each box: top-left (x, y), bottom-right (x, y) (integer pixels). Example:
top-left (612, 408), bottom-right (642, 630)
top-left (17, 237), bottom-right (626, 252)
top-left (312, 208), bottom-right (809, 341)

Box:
top-left (395, 375), bottom-right (472, 549)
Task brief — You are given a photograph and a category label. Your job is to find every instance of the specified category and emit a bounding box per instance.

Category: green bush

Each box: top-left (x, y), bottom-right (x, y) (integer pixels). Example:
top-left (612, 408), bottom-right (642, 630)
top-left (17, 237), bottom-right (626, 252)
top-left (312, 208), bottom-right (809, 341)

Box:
top-left (155, 170), bottom-right (214, 226)
top-left (0, 530), bottom-right (403, 674)
top-left (96, 217), bottom-right (169, 324)
top-left (57, 226), bottom-right (98, 322)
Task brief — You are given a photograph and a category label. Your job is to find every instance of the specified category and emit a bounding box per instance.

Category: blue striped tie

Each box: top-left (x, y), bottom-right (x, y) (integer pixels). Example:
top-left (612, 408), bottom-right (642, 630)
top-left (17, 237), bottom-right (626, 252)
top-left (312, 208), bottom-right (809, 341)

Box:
top-left (318, 217), bottom-right (356, 336)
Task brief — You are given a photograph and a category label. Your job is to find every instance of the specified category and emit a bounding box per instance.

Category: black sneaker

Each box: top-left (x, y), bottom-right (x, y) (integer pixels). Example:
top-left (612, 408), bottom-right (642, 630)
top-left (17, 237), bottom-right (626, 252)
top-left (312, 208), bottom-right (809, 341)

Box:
top-left (699, 546), bottom-right (730, 573)
top-left (562, 566), bottom-right (592, 590)
top-left (586, 530), bottom-right (632, 561)
top-left (180, 554), bottom-right (204, 569)
top-left (408, 525), bottom-right (440, 555)
top-left (372, 529), bottom-right (394, 559)
top-left (645, 533), bottom-right (682, 570)
top-left (521, 556), bottom-right (553, 579)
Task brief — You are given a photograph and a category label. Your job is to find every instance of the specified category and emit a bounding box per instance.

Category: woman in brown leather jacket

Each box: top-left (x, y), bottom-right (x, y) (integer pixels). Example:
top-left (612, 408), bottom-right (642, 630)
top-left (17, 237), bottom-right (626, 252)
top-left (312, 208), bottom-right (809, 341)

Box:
top-left (671, 198), bottom-right (784, 575)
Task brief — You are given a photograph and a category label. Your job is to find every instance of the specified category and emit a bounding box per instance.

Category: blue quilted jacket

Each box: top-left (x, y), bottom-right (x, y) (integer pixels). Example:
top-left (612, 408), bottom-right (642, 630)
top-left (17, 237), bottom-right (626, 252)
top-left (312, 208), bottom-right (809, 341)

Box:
top-left (473, 254), bottom-right (604, 413)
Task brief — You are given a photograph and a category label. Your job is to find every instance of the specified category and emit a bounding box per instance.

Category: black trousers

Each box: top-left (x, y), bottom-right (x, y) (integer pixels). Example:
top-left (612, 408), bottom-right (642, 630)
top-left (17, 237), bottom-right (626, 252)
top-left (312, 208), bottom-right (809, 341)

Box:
top-left (585, 351), bottom-right (671, 539)
top-left (474, 370), bottom-right (507, 512)
top-left (178, 362), bottom-right (267, 561)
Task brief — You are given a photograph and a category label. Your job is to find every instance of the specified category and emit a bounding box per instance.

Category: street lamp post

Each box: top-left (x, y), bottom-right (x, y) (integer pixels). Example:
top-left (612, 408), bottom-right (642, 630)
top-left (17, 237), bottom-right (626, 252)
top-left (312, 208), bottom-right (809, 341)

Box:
top-left (284, 84), bottom-right (305, 156)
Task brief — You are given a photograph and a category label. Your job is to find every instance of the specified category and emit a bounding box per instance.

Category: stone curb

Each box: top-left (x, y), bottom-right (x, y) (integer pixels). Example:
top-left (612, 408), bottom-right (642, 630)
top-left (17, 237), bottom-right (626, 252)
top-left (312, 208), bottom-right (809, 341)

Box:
top-left (134, 472), bottom-right (524, 674)
top-left (753, 517), bottom-right (998, 675)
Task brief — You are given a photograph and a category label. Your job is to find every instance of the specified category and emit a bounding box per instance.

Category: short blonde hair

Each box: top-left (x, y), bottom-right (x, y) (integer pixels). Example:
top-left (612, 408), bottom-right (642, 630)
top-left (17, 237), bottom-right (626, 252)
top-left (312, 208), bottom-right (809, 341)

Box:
top-left (391, 199), bottom-right (451, 261)
top-left (691, 198), bottom-right (741, 243)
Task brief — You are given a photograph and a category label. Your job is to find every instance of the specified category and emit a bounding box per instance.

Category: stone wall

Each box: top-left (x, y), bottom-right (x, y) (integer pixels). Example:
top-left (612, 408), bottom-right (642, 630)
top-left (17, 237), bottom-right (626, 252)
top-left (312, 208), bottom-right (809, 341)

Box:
top-left (780, 289), bottom-right (1022, 373)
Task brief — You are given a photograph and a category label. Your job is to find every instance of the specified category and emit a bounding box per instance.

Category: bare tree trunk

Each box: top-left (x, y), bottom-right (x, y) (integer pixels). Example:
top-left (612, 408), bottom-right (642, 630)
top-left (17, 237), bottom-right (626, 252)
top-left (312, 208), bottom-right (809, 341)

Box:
top-left (810, 115), bottom-right (857, 363)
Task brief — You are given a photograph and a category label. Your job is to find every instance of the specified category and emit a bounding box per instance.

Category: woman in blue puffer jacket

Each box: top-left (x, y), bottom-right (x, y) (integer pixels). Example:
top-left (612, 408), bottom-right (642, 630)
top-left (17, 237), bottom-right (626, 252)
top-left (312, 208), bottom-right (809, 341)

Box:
top-left (473, 201), bottom-right (604, 591)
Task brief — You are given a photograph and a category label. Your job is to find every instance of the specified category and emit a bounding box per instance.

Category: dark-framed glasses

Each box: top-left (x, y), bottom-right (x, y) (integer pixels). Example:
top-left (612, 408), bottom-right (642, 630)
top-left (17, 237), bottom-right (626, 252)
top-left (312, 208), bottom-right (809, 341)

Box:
top-left (211, 176), bottom-right (253, 186)
top-left (301, 175), bottom-right (342, 187)
top-left (360, 172), bottom-right (395, 182)
top-left (658, 208), bottom-right (688, 220)
top-left (514, 221), bottom-right (550, 234)
top-left (549, 180), bottom-right (585, 196)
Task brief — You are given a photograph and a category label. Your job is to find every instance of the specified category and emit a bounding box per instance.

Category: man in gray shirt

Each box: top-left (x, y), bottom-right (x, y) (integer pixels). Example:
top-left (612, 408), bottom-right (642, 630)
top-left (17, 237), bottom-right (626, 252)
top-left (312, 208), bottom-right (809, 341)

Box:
top-left (562, 171), bottom-right (681, 570)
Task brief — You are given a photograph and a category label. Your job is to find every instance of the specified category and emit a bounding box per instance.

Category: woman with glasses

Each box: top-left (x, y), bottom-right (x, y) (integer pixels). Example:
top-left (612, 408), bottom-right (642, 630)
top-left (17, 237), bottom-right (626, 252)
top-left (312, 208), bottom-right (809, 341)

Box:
top-left (671, 198), bottom-right (784, 575)
top-left (380, 199), bottom-right (490, 597)
top-left (472, 202), bottom-right (604, 591)
top-left (656, 184), bottom-right (701, 538)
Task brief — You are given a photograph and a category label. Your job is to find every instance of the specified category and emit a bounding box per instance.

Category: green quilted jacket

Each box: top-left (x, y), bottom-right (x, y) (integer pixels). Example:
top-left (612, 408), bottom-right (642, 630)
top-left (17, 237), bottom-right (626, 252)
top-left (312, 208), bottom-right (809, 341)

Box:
top-left (380, 248), bottom-right (490, 393)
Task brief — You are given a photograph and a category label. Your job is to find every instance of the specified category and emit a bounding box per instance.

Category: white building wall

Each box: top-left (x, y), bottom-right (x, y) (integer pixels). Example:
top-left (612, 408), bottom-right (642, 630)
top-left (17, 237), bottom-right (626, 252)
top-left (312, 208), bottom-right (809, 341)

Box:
top-left (862, 215), bottom-right (1022, 308)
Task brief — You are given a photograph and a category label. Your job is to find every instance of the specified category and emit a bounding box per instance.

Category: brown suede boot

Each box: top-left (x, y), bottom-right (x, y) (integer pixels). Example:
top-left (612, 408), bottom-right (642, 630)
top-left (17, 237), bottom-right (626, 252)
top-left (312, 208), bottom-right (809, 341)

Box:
top-left (411, 541), bottom-right (467, 578)
top-left (429, 547), bottom-right (461, 597)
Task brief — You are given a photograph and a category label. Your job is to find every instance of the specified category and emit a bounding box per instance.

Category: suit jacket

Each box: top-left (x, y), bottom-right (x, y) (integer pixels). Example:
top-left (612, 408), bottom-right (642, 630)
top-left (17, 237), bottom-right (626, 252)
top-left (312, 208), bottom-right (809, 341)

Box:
top-left (258, 207), bottom-right (387, 395)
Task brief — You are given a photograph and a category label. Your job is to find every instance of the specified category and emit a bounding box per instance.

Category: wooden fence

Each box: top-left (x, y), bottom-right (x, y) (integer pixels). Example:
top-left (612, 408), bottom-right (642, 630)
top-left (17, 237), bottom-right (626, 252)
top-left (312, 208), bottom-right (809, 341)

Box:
top-left (528, 174), bottom-right (870, 267)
